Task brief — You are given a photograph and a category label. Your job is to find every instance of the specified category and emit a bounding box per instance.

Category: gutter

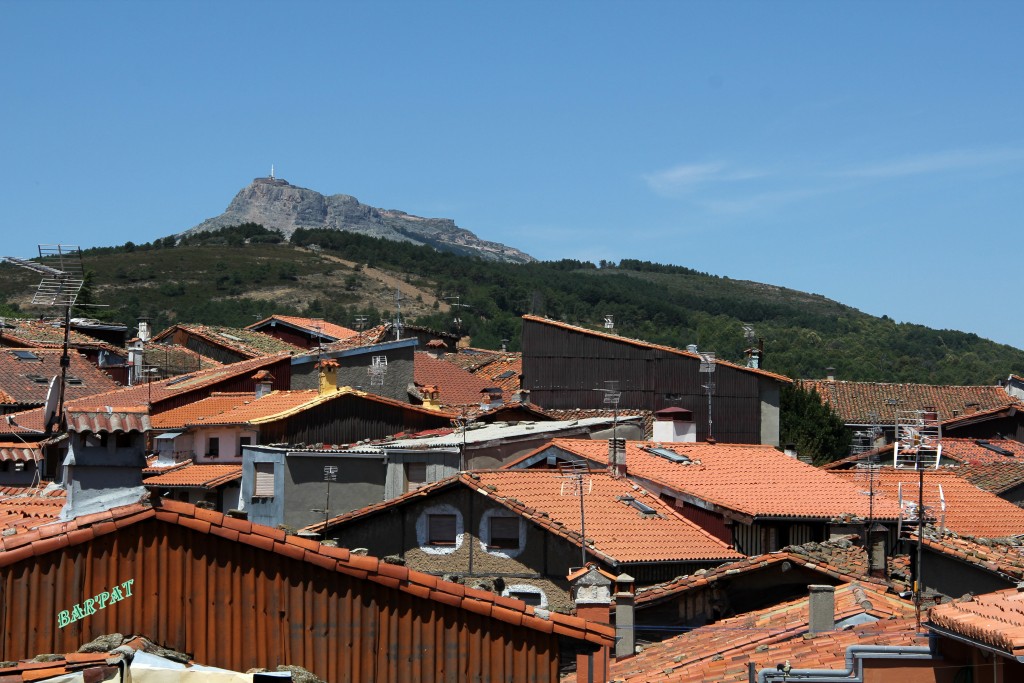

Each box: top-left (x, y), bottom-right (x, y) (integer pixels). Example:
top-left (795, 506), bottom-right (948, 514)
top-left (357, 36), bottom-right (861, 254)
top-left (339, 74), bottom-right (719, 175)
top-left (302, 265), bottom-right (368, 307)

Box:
top-left (756, 643), bottom-right (934, 682)
top-left (927, 622), bottom-right (1024, 663)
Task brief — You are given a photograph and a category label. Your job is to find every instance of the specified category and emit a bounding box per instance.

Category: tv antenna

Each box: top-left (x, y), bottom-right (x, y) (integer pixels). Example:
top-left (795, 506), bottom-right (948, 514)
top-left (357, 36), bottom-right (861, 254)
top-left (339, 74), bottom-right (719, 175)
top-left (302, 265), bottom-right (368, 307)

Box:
top-left (556, 459), bottom-right (593, 566)
top-left (594, 380), bottom-right (622, 475)
top-left (392, 289), bottom-right (404, 340)
top-left (699, 352), bottom-right (716, 439)
top-left (368, 355), bottom-right (388, 387)
top-left (604, 315), bottom-right (614, 330)
top-left (311, 464), bottom-right (338, 529)
top-left (444, 295), bottom-right (471, 335)
top-left (2, 245), bottom-right (85, 433)
top-left (353, 315), bottom-right (368, 331)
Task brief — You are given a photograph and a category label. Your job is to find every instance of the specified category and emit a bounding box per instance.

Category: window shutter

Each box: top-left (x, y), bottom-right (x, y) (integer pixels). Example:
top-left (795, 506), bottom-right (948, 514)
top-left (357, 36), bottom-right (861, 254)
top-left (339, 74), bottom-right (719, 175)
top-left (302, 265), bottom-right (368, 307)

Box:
top-left (254, 462), bottom-right (275, 497)
top-left (406, 462), bottom-right (427, 492)
top-left (489, 516), bottom-right (519, 548)
top-left (428, 514), bottom-right (457, 545)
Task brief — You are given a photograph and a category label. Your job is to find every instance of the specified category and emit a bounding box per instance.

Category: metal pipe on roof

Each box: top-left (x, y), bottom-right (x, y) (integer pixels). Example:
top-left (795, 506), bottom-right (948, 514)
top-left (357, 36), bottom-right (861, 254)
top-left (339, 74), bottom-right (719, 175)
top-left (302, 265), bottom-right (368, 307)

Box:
top-left (755, 644), bottom-right (933, 682)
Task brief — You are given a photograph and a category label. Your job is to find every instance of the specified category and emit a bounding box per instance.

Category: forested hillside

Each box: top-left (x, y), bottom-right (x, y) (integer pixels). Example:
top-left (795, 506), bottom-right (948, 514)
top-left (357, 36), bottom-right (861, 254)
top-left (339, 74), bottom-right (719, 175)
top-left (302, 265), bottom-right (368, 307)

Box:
top-left (1, 225), bottom-right (1020, 385)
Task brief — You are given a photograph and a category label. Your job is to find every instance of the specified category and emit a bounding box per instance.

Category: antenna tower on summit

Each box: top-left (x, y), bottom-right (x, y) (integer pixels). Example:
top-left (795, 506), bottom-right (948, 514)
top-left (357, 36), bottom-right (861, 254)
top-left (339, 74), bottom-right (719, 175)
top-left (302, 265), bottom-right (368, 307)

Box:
top-left (270, 164), bottom-right (275, 180)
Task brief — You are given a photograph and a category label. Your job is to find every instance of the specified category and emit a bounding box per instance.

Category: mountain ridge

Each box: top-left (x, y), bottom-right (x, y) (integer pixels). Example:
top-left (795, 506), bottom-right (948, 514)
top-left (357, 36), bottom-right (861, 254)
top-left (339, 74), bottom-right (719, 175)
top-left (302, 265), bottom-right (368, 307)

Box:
top-left (181, 176), bottom-right (534, 264)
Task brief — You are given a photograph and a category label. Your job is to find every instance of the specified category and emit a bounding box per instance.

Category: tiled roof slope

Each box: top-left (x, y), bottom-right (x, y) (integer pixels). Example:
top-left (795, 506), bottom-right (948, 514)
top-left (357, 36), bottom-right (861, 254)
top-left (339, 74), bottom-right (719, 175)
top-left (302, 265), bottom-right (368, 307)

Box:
top-left (0, 353), bottom-right (291, 435)
top-left (0, 318), bottom-right (114, 348)
top-left (540, 408), bottom-right (654, 438)
top-left (0, 442), bottom-right (43, 462)
top-left (523, 315), bottom-right (792, 383)
top-left (636, 536), bottom-right (889, 607)
top-left (152, 324), bottom-right (306, 358)
top-left (144, 463), bottom-right (242, 489)
top-left (0, 485), bottom-right (65, 532)
top-left (567, 584), bottom-right (921, 683)
top-left (919, 534), bottom-right (1024, 582)
top-left (247, 314), bottom-right (358, 341)
top-left (823, 437), bottom-right (1024, 471)
top-left (958, 461), bottom-right (1024, 495)
top-left (323, 324), bottom-right (393, 351)
top-left (415, 351), bottom-right (495, 406)
top-left (143, 343), bottom-right (223, 372)
top-left (0, 348), bottom-right (120, 406)
top-left (151, 390), bottom-right (319, 428)
top-left (831, 467), bottom-right (1024, 538)
top-left (929, 587), bottom-right (1024, 659)
top-left (800, 379), bottom-right (1019, 425)
top-left (0, 498), bottom-right (614, 648)
top-left (544, 439), bottom-right (903, 521)
top-left (306, 470), bottom-right (743, 565)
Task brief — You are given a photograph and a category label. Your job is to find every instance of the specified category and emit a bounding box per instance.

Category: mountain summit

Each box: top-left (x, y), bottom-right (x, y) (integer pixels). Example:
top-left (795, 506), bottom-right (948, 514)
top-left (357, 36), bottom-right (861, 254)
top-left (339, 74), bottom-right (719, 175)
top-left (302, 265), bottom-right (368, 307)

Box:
top-left (181, 176), bottom-right (534, 263)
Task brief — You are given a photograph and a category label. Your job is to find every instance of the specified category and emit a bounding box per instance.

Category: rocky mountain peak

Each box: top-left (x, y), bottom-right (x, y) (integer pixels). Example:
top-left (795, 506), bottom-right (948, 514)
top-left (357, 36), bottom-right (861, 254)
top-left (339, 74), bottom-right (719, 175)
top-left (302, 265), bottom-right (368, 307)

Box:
top-left (181, 177), bottom-right (534, 263)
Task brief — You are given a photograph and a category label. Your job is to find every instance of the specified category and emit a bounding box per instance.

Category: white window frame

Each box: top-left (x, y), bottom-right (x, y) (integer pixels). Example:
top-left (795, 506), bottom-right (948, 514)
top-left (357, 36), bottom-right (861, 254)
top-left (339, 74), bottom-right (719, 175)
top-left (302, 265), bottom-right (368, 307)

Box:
top-left (416, 503), bottom-right (463, 555)
top-left (502, 584), bottom-right (547, 609)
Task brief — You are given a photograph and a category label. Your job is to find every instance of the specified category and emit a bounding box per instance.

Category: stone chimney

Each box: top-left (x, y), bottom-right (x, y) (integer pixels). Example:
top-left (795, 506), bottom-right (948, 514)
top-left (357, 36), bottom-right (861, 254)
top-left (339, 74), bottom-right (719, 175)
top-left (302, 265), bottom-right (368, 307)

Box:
top-left (653, 407), bottom-right (696, 443)
top-left (686, 344), bottom-right (698, 354)
top-left (137, 317), bottom-right (151, 343)
top-left (825, 367), bottom-right (836, 381)
top-left (868, 523), bottom-right (888, 579)
top-left (808, 585), bottom-right (835, 635)
top-left (480, 387), bottom-right (503, 411)
top-left (614, 573), bottom-right (636, 660)
top-left (252, 370), bottom-right (275, 399)
top-left (608, 437), bottom-right (626, 478)
top-left (426, 338), bottom-right (448, 359)
top-left (570, 564), bottom-right (613, 682)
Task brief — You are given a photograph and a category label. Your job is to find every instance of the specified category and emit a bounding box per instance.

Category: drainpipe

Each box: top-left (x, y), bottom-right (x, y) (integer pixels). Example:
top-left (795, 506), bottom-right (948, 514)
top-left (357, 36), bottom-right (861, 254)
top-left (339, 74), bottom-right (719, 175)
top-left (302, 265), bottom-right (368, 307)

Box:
top-left (756, 644), bottom-right (933, 682)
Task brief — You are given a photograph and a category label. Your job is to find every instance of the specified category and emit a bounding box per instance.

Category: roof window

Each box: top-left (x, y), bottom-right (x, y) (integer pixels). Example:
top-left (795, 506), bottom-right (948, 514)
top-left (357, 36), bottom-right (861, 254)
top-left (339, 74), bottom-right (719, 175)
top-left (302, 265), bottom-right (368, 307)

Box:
top-left (25, 374), bottom-right (50, 384)
top-left (619, 495), bottom-right (657, 515)
top-left (10, 350), bottom-right (39, 361)
top-left (166, 374), bottom-right (194, 386)
top-left (494, 370), bottom-right (516, 380)
top-left (976, 439), bottom-right (1015, 457)
top-left (642, 446), bottom-right (691, 464)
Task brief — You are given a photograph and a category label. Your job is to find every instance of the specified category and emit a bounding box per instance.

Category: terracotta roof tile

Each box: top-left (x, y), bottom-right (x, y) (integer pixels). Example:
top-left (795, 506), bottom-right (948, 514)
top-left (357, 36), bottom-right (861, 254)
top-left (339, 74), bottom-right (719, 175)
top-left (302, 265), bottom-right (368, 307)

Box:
top-left (143, 463), bottom-right (242, 489)
top-left (930, 587), bottom-right (1024, 658)
top-left (306, 469), bottom-right (742, 565)
top-left (414, 352), bottom-right (496, 406)
top-left (152, 324), bottom-right (306, 358)
top-left (0, 443), bottom-right (43, 462)
top-left (957, 461), bottom-right (1024, 495)
top-left (919, 534), bottom-right (1024, 581)
top-left (568, 583), bottom-right (921, 683)
top-left (247, 315), bottom-right (358, 341)
top-left (0, 348), bottom-right (120, 407)
top-left (0, 318), bottom-right (113, 349)
top-left (0, 497), bottom-right (615, 647)
top-left (323, 324), bottom-right (393, 351)
top-left (523, 315), bottom-right (792, 384)
top-left (831, 467), bottom-right (1024, 537)
top-left (546, 439), bottom-right (903, 521)
top-left (800, 379), bottom-right (1019, 425)
top-left (150, 390), bottom-right (325, 428)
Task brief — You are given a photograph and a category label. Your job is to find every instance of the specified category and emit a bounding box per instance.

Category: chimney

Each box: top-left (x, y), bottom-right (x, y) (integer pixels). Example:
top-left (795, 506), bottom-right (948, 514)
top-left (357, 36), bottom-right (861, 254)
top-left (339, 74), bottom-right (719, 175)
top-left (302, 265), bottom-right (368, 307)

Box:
top-left (783, 443), bottom-right (798, 458)
top-left (686, 344), bottom-right (698, 354)
top-left (252, 370), bottom-right (275, 399)
top-left (964, 402), bottom-right (980, 415)
top-left (608, 437), bottom-right (626, 478)
top-left (868, 523), bottom-right (888, 579)
top-left (127, 337), bottom-right (144, 386)
top-left (745, 347), bottom-right (761, 369)
top-left (419, 385), bottom-right (442, 411)
top-left (137, 317), bottom-right (151, 343)
top-left (807, 585), bottom-right (835, 635)
top-left (570, 564), bottom-right (613, 682)
top-left (316, 359), bottom-right (339, 395)
top-left (426, 338), bottom-right (448, 359)
top-left (480, 387), bottom-right (503, 411)
top-left (614, 573), bottom-right (636, 660)
top-left (653, 407), bottom-right (696, 443)
top-left (825, 367), bottom-right (836, 381)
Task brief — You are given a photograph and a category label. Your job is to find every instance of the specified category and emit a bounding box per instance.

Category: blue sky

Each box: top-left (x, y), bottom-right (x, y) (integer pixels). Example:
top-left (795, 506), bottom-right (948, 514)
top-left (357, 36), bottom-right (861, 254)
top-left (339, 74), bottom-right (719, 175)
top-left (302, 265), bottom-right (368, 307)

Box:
top-left (2, 1), bottom-right (1022, 350)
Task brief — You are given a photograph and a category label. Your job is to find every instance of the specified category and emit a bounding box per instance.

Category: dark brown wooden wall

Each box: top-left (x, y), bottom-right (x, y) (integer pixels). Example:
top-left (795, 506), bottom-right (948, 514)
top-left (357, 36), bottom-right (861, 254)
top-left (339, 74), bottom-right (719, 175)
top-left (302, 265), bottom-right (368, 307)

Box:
top-left (0, 519), bottom-right (562, 682)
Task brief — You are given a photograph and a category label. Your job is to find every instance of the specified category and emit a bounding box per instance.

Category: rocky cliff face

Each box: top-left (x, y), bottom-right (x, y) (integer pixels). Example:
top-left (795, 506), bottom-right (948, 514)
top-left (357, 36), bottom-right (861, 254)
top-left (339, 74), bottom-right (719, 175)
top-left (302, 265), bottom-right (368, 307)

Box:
top-left (181, 177), bottom-right (534, 263)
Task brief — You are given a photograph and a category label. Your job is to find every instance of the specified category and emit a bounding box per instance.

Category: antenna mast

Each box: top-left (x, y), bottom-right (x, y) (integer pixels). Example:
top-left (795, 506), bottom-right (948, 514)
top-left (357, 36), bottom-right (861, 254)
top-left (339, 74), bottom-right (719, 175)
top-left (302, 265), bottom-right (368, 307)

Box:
top-left (2, 245), bottom-right (85, 433)
top-left (698, 352), bottom-right (717, 440)
top-left (557, 460), bottom-right (593, 566)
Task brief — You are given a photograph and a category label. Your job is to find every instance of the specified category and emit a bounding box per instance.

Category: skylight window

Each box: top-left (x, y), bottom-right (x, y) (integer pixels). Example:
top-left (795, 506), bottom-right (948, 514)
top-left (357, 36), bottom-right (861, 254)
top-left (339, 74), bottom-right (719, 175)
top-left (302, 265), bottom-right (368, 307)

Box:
top-left (166, 374), bottom-right (194, 386)
top-left (495, 370), bottom-right (516, 380)
top-left (620, 495), bottom-right (657, 515)
top-left (642, 447), bottom-right (690, 464)
top-left (976, 440), bottom-right (1015, 457)
top-left (10, 350), bottom-right (39, 361)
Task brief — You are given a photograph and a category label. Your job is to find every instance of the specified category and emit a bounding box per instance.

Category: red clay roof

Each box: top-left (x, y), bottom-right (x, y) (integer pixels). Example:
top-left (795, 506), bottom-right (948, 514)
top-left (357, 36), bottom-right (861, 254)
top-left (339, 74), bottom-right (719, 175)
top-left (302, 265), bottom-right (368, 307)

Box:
top-left (0, 318), bottom-right (114, 349)
top-left (0, 498), bottom-right (614, 648)
top-left (637, 537), bottom-right (890, 607)
top-left (152, 324), bottom-right (306, 358)
top-left (0, 442), bottom-right (43, 462)
top-left (568, 583), bottom-right (921, 683)
top-left (523, 315), bottom-right (792, 384)
top-left (919, 533), bottom-right (1024, 582)
top-left (0, 485), bottom-right (65, 533)
top-left (543, 439), bottom-right (903, 521)
top-left (831, 467), bottom-right (1024, 538)
top-left (929, 587), bottom-right (1024, 658)
top-left (415, 351), bottom-right (496, 406)
top-left (307, 469), bottom-right (742, 565)
top-left (800, 379), bottom-right (1019, 424)
top-left (143, 463), bottom-right (242, 489)
top-left (324, 324), bottom-right (393, 350)
top-left (957, 461), bottom-right (1024, 495)
top-left (150, 390), bottom-right (325, 428)
top-left (0, 348), bottom-right (120, 406)
top-left (247, 314), bottom-right (358, 341)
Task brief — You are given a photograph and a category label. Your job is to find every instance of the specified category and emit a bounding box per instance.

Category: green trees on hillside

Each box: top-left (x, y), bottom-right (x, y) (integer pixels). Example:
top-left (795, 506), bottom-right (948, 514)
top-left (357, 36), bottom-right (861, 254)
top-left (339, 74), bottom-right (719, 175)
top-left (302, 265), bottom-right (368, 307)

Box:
top-left (779, 384), bottom-right (851, 465)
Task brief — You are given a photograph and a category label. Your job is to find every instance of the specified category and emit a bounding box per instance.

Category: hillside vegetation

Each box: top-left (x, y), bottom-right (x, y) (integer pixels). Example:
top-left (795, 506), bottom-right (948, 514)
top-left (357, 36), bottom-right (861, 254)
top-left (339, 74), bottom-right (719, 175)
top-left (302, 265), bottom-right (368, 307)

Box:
top-left (1, 225), bottom-right (1020, 385)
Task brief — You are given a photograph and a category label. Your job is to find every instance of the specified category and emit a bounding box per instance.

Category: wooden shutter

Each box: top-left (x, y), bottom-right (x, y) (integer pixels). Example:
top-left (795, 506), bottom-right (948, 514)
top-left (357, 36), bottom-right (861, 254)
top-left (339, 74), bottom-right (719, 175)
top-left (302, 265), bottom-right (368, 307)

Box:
top-left (489, 516), bottom-right (519, 548)
top-left (406, 462), bottom-right (427, 492)
top-left (428, 514), bottom-right (457, 545)
top-left (254, 462), bottom-right (275, 497)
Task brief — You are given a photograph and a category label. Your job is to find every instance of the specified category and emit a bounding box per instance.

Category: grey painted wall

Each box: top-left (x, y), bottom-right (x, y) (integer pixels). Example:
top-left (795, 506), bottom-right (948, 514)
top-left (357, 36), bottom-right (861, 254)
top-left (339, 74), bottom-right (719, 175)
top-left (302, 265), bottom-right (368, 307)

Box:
top-left (291, 344), bottom-right (416, 403)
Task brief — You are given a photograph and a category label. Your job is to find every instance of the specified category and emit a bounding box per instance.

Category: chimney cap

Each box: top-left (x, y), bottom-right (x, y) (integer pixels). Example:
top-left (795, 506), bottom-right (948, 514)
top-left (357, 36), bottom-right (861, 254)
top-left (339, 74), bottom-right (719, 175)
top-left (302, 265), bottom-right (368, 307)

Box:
top-left (654, 407), bottom-right (694, 421)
